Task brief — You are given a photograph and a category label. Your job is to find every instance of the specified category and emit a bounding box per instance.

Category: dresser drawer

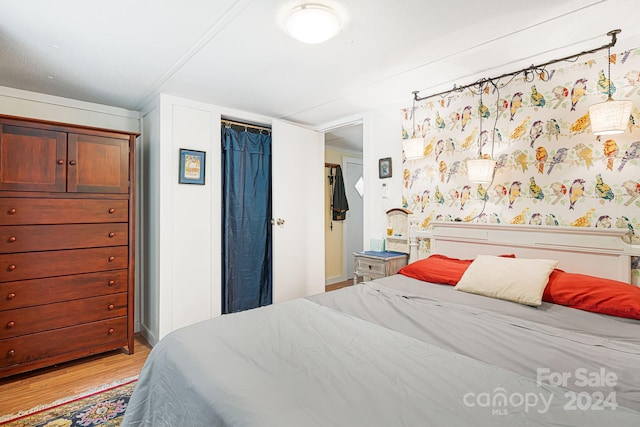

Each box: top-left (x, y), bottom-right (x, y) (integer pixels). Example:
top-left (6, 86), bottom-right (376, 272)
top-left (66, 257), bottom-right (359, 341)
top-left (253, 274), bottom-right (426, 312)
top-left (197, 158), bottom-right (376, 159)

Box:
top-left (0, 246), bottom-right (128, 282)
top-left (0, 316), bottom-right (127, 369)
top-left (0, 270), bottom-right (127, 310)
top-left (355, 257), bottom-right (386, 277)
top-left (0, 292), bottom-right (127, 339)
top-left (0, 223), bottom-right (128, 253)
top-left (0, 198), bottom-right (128, 225)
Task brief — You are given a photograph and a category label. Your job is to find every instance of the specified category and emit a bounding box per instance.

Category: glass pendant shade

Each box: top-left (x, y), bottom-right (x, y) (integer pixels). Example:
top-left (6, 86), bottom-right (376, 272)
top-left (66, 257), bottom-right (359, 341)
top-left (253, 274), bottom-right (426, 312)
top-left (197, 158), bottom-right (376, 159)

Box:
top-left (403, 137), bottom-right (424, 160)
top-left (286, 5), bottom-right (341, 44)
top-left (588, 97), bottom-right (633, 135)
top-left (466, 158), bottom-right (496, 184)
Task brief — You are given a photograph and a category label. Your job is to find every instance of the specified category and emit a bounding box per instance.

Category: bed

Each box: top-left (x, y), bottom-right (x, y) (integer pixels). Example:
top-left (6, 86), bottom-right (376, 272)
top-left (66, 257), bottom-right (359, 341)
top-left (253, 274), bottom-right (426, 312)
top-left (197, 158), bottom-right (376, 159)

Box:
top-left (123, 223), bottom-right (640, 426)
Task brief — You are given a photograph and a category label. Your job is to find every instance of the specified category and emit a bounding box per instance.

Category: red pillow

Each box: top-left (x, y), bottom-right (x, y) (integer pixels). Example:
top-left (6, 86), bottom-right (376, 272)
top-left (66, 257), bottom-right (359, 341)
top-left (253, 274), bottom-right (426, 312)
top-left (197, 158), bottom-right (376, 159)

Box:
top-left (398, 254), bottom-right (515, 285)
top-left (543, 270), bottom-right (640, 320)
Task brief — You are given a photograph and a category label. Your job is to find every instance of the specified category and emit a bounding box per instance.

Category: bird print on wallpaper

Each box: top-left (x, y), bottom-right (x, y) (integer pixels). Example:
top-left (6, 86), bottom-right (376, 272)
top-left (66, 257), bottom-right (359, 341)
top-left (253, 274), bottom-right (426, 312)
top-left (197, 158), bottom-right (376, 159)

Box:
top-left (624, 70), bottom-right (640, 97)
top-left (529, 120), bottom-right (544, 147)
top-left (421, 190), bottom-right (430, 212)
top-left (446, 161), bottom-right (460, 183)
top-left (547, 148), bottom-right (568, 175)
top-left (510, 92), bottom-right (523, 120)
top-left (603, 139), bottom-right (619, 171)
top-left (448, 188), bottom-right (460, 207)
top-left (570, 78), bottom-right (588, 111)
top-left (595, 174), bottom-right (615, 202)
top-left (569, 178), bottom-right (586, 210)
top-left (434, 139), bottom-right (445, 162)
top-left (529, 177), bottom-right (544, 201)
top-left (596, 69), bottom-right (616, 95)
top-left (545, 213), bottom-right (559, 225)
top-left (617, 141), bottom-right (640, 172)
top-left (508, 181), bottom-right (522, 209)
top-left (478, 100), bottom-right (490, 119)
top-left (460, 185), bottom-right (471, 210)
top-left (622, 180), bottom-right (640, 206)
top-left (550, 182), bottom-right (567, 205)
top-left (596, 215), bottom-right (613, 228)
top-left (510, 207), bottom-right (530, 224)
top-left (535, 146), bottom-right (548, 174)
top-left (571, 208), bottom-right (596, 227)
top-left (512, 149), bottom-right (529, 172)
top-left (421, 211), bottom-right (435, 228)
top-left (552, 86), bottom-right (569, 109)
top-left (494, 184), bottom-right (507, 204)
top-left (435, 112), bottom-right (446, 129)
top-left (461, 129), bottom-right (477, 149)
top-left (529, 212), bottom-right (543, 225)
top-left (403, 168), bottom-right (410, 188)
top-left (477, 183), bottom-right (489, 201)
top-left (616, 216), bottom-right (635, 237)
top-left (494, 153), bottom-right (509, 171)
top-left (546, 118), bottom-right (561, 140)
top-left (439, 161), bottom-right (448, 183)
top-left (573, 143), bottom-right (593, 169)
top-left (510, 117), bottom-right (531, 141)
top-left (449, 112), bottom-right (460, 131)
top-left (530, 85), bottom-right (546, 108)
top-left (569, 113), bottom-right (591, 134)
top-left (460, 106), bottom-right (472, 131)
top-left (434, 186), bottom-right (445, 204)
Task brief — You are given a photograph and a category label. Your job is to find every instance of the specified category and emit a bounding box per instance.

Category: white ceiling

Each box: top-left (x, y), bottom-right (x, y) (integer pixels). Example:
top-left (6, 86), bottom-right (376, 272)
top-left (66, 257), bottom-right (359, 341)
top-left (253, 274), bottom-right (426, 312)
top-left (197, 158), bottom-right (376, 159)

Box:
top-left (2, 0), bottom-right (640, 146)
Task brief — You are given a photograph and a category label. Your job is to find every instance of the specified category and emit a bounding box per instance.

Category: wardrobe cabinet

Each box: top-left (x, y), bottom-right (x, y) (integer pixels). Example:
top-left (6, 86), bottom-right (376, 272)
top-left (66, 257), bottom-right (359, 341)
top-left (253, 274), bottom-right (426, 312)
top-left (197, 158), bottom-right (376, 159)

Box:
top-left (0, 115), bottom-right (137, 378)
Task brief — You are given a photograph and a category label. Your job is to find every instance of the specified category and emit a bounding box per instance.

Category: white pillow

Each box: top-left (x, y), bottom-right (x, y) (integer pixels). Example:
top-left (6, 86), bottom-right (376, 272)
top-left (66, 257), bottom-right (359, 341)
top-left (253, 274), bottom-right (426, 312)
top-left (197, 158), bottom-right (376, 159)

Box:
top-left (454, 255), bottom-right (559, 306)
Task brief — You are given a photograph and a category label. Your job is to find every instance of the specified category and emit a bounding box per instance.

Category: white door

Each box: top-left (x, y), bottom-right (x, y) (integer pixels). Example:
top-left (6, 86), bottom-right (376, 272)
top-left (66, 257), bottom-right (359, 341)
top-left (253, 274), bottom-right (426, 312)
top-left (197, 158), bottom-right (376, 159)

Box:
top-left (271, 120), bottom-right (325, 303)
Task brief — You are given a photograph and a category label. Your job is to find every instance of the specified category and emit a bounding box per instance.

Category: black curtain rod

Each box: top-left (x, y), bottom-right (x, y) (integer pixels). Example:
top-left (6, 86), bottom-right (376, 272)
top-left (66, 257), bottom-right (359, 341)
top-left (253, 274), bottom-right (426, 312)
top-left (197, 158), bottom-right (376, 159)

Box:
top-left (414, 29), bottom-right (621, 102)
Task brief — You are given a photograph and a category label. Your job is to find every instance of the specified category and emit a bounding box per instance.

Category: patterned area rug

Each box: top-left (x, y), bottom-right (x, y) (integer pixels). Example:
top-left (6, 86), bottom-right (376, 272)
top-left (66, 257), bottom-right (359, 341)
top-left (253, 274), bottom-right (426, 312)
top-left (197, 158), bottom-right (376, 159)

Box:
top-left (0, 377), bottom-right (137, 427)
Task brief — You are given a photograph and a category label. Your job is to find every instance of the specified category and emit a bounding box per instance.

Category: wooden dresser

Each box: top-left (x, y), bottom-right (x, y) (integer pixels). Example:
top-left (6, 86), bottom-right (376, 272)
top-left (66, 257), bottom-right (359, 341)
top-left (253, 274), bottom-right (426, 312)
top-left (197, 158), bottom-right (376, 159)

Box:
top-left (0, 115), bottom-right (137, 378)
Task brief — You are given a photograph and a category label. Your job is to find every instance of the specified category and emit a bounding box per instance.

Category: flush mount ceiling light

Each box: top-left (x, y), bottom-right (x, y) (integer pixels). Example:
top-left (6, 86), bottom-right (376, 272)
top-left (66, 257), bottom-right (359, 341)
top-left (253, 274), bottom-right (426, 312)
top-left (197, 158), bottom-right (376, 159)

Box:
top-left (588, 29), bottom-right (633, 135)
top-left (286, 4), bottom-right (342, 44)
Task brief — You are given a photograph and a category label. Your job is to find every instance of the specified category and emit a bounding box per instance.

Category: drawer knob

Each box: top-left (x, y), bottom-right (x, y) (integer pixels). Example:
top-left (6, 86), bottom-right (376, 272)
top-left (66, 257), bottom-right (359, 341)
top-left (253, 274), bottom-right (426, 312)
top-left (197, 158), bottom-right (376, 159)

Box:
top-left (7, 349), bottom-right (15, 358)
top-left (7, 208), bottom-right (16, 215)
top-left (108, 280), bottom-right (116, 286)
top-left (108, 328), bottom-right (115, 335)
top-left (368, 265), bottom-right (372, 270)
top-left (108, 208), bottom-right (116, 214)
top-left (7, 264), bottom-right (16, 272)
top-left (7, 293), bottom-right (16, 300)
top-left (108, 304), bottom-right (115, 310)
top-left (108, 232), bottom-right (115, 238)
top-left (69, 160), bottom-right (77, 165)
top-left (108, 256), bottom-right (115, 262)
top-left (6, 321), bottom-right (15, 328)
top-left (57, 159), bottom-right (64, 165)
top-left (7, 236), bottom-right (16, 243)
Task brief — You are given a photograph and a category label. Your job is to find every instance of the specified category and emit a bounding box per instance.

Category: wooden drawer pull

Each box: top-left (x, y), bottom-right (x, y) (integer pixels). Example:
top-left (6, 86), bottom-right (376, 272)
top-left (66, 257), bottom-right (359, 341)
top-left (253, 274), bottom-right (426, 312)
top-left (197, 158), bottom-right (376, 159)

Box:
top-left (7, 264), bottom-right (16, 272)
top-left (6, 321), bottom-right (15, 328)
top-left (57, 159), bottom-right (64, 165)
top-left (108, 328), bottom-right (115, 335)
top-left (69, 160), bottom-right (77, 165)
top-left (108, 208), bottom-right (116, 214)
top-left (7, 208), bottom-right (16, 215)
top-left (108, 304), bottom-right (115, 310)
top-left (7, 349), bottom-right (15, 358)
top-left (7, 292), bottom-right (16, 300)
top-left (108, 280), bottom-right (116, 286)
top-left (108, 232), bottom-right (116, 238)
top-left (7, 236), bottom-right (16, 243)
top-left (108, 256), bottom-right (115, 262)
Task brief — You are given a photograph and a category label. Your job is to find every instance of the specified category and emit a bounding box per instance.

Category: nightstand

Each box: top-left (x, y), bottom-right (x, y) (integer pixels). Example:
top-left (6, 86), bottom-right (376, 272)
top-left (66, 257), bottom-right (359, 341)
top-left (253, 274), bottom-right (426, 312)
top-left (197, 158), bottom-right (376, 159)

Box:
top-left (353, 251), bottom-right (409, 285)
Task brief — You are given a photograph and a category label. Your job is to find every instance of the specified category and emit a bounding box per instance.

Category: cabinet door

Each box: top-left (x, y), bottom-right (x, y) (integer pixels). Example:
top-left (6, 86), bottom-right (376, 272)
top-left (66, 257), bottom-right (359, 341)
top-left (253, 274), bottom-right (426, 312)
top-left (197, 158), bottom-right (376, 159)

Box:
top-left (67, 133), bottom-right (129, 193)
top-left (0, 125), bottom-right (67, 192)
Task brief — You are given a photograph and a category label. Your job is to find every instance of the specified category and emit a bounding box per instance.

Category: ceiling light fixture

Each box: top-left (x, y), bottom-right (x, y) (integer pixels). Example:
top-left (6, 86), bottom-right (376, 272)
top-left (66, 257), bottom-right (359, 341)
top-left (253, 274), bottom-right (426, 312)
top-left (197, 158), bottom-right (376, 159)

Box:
top-left (403, 91), bottom-right (424, 161)
top-left (588, 29), bottom-right (633, 135)
top-left (285, 4), bottom-right (342, 44)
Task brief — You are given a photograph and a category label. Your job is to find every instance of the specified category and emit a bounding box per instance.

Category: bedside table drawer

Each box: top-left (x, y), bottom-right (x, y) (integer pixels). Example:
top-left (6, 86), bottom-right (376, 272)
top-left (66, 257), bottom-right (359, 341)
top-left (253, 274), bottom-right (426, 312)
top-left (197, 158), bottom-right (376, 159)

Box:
top-left (355, 258), bottom-right (386, 276)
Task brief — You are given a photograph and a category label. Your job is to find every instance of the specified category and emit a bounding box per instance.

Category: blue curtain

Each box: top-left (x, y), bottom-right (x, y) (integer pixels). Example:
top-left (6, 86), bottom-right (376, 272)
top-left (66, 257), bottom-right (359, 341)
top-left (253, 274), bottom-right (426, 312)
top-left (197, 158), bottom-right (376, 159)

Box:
top-left (222, 126), bottom-right (272, 314)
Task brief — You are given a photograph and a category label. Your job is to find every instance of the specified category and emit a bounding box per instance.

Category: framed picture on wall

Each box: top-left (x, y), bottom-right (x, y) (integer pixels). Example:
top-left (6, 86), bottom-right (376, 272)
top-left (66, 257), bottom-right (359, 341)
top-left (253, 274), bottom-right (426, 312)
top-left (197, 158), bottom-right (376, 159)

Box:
top-left (179, 148), bottom-right (206, 185)
top-left (379, 157), bottom-right (392, 179)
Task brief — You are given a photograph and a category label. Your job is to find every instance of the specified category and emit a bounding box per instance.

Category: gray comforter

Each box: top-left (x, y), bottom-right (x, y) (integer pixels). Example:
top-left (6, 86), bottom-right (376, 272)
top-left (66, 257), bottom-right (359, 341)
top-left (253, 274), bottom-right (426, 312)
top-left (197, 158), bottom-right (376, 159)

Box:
top-left (123, 276), bottom-right (640, 426)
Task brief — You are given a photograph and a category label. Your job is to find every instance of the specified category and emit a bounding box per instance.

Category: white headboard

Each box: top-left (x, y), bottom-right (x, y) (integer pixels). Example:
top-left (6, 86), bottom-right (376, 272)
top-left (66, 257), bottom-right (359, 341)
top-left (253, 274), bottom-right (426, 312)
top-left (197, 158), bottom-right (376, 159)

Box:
top-left (410, 222), bottom-right (636, 283)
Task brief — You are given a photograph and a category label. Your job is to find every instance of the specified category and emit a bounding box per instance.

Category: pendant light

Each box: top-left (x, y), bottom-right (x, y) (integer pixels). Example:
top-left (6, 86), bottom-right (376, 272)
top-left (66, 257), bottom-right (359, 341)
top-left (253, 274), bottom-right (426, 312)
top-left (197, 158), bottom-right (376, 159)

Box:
top-left (588, 29), bottom-right (633, 135)
top-left (403, 91), bottom-right (424, 160)
top-left (466, 82), bottom-right (495, 184)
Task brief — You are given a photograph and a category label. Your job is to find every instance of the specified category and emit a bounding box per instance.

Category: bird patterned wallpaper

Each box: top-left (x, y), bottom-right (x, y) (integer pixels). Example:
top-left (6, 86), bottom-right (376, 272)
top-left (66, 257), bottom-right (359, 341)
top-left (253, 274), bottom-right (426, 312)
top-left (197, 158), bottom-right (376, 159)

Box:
top-left (401, 48), bottom-right (640, 284)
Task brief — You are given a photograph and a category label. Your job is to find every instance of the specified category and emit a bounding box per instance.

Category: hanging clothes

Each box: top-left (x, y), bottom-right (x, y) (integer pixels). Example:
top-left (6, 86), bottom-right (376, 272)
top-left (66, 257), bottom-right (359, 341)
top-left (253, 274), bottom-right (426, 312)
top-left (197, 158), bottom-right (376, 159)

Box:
top-left (222, 126), bottom-right (272, 314)
top-left (331, 165), bottom-right (349, 221)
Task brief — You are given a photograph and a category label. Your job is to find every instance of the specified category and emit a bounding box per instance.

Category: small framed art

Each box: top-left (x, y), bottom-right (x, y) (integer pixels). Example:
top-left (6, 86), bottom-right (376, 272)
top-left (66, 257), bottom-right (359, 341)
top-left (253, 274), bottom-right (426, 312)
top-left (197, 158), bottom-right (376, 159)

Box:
top-left (379, 157), bottom-right (392, 179)
top-left (179, 149), bottom-right (206, 185)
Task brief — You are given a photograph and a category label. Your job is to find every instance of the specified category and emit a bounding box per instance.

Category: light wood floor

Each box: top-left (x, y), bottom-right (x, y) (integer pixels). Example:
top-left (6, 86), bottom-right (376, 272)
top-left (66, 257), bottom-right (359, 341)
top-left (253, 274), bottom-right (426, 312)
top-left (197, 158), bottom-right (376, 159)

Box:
top-left (1, 283), bottom-right (351, 417)
top-left (0, 334), bottom-right (151, 417)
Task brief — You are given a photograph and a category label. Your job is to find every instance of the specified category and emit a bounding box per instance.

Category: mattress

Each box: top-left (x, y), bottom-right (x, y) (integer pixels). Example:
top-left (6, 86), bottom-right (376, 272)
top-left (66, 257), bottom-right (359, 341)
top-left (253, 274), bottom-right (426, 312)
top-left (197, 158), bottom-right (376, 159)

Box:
top-left (122, 276), bottom-right (640, 426)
